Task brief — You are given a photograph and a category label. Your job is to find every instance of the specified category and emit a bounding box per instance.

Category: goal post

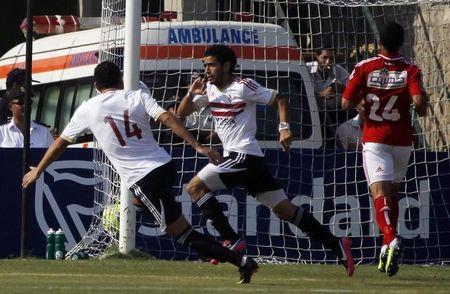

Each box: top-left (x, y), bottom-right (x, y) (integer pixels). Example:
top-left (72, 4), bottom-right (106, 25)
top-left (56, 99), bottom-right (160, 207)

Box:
top-left (68, 0), bottom-right (450, 264)
top-left (118, 0), bottom-right (141, 255)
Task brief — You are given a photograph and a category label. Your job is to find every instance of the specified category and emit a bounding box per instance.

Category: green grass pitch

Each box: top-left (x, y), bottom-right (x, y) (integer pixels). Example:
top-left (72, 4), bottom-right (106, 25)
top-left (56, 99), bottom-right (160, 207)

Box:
top-left (0, 259), bottom-right (449, 293)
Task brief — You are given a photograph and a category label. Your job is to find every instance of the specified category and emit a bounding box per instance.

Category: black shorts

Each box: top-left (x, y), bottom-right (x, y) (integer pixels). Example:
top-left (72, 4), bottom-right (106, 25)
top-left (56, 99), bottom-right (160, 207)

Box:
top-left (130, 161), bottom-right (182, 230)
top-left (197, 151), bottom-right (282, 196)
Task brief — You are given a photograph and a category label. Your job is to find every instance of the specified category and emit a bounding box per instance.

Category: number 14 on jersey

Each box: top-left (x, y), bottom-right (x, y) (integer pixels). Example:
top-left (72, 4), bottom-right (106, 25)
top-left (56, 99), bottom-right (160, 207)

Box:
top-left (104, 110), bottom-right (143, 146)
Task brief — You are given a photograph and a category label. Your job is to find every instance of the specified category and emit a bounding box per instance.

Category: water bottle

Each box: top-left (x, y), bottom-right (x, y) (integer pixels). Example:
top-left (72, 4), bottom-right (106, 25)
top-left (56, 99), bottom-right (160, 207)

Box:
top-left (46, 228), bottom-right (55, 260)
top-left (54, 229), bottom-right (66, 260)
top-left (71, 251), bottom-right (89, 260)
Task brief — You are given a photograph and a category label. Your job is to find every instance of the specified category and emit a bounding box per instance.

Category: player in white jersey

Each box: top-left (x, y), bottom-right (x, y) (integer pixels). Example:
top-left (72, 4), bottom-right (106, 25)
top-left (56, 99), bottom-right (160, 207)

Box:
top-left (177, 45), bottom-right (354, 276)
top-left (23, 61), bottom-right (258, 284)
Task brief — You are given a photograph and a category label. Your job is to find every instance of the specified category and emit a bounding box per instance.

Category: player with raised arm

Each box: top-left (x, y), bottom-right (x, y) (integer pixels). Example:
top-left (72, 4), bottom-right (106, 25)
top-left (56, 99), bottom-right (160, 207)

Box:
top-left (342, 22), bottom-right (428, 277)
top-left (22, 61), bottom-right (258, 284)
top-left (177, 45), bottom-right (354, 276)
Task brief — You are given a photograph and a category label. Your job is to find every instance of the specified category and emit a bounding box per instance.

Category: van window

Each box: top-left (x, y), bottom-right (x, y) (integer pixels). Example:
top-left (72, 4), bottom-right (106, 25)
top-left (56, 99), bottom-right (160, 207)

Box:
top-left (74, 83), bottom-right (92, 110)
top-left (59, 86), bottom-right (76, 131)
top-left (30, 91), bottom-right (40, 121)
top-left (40, 85), bottom-right (60, 127)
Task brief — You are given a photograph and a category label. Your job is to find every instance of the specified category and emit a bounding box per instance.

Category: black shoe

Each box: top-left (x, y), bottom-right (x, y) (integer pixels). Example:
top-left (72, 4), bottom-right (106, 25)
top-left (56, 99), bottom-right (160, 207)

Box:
top-left (238, 257), bottom-right (259, 284)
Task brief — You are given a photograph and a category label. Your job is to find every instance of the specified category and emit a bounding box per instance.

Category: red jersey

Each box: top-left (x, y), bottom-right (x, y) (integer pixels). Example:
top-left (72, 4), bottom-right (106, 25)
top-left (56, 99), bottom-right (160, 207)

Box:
top-left (343, 54), bottom-right (423, 146)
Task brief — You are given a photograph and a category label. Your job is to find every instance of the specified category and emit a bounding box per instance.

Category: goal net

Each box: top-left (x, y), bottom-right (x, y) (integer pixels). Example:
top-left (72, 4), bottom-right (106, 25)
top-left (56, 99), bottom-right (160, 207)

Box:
top-left (68, 0), bottom-right (450, 265)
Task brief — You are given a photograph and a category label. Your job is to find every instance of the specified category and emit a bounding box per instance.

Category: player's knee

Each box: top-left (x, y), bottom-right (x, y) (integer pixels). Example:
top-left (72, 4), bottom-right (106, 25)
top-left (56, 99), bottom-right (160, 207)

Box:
top-left (165, 215), bottom-right (190, 238)
top-left (186, 177), bottom-right (209, 200)
top-left (272, 199), bottom-right (297, 222)
top-left (255, 189), bottom-right (288, 214)
top-left (186, 180), bottom-right (200, 197)
top-left (273, 207), bottom-right (292, 221)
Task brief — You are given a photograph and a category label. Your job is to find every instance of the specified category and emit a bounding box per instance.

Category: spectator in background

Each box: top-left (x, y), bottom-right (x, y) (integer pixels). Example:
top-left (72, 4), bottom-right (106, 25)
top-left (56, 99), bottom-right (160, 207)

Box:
top-left (306, 46), bottom-right (350, 148)
top-left (337, 101), bottom-right (365, 150)
top-left (0, 87), bottom-right (54, 148)
top-left (1, 68), bottom-right (52, 132)
top-left (0, 68), bottom-right (30, 123)
top-left (307, 46), bottom-right (350, 111)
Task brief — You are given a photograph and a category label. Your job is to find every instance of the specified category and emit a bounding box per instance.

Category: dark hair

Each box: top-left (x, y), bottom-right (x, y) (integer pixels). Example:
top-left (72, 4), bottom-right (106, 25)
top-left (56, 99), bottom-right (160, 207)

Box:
top-left (204, 45), bottom-right (237, 73)
top-left (6, 68), bottom-right (26, 89)
top-left (94, 61), bottom-right (122, 90)
top-left (314, 43), bottom-right (334, 55)
top-left (380, 22), bottom-right (404, 52)
top-left (6, 86), bottom-right (26, 102)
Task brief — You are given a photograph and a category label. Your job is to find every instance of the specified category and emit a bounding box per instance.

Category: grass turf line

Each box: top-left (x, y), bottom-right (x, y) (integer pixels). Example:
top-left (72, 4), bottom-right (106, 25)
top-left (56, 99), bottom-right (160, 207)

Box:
top-left (0, 259), bottom-right (449, 293)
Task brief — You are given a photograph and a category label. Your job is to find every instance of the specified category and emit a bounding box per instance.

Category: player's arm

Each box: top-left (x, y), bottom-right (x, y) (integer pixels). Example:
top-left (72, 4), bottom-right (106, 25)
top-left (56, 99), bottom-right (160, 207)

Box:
top-left (341, 98), bottom-right (358, 110)
top-left (23, 102), bottom-right (89, 188)
top-left (158, 111), bottom-right (223, 163)
top-left (412, 93), bottom-right (428, 117)
top-left (177, 77), bottom-right (206, 118)
top-left (271, 94), bottom-right (292, 152)
top-left (409, 69), bottom-right (428, 117)
top-left (341, 65), bottom-right (363, 110)
top-left (22, 137), bottom-right (70, 188)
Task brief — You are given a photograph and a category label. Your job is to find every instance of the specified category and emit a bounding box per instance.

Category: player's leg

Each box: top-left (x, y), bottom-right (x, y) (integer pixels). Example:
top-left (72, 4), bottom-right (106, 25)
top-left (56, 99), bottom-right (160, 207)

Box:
top-left (188, 154), bottom-right (254, 264)
top-left (131, 161), bottom-right (258, 283)
top-left (391, 144), bottom-right (411, 232)
top-left (369, 181), bottom-right (396, 274)
top-left (370, 182), bottom-right (396, 246)
top-left (168, 216), bottom-right (258, 284)
top-left (256, 192), bottom-right (354, 276)
top-left (390, 182), bottom-right (400, 231)
top-left (187, 174), bottom-right (240, 243)
top-left (363, 142), bottom-right (401, 276)
top-left (246, 157), bottom-right (354, 276)
top-left (383, 145), bottom-right (412, 276)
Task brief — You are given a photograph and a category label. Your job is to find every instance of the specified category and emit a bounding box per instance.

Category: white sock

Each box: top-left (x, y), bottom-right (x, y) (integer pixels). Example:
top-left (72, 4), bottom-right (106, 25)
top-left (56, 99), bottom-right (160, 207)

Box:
top-left (380, 244), bottom-right (388, 255)
top-left (389, 238), bottom-right (399, 248)
top-left (240, 256), bottom-right (247, 267)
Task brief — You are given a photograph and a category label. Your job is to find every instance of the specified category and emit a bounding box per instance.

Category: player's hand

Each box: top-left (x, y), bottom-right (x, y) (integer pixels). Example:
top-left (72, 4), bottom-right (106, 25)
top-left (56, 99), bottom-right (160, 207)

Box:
top-left (189, 77), bottom-right (206, 96)
top-left (319, 86), bottom-right (335, 98)
top-left (50, 128), bottom-right (59, 140)
top-left (22, 167), bottom-right (40, 188)
top-left (196, 146), bottom-right (223, 164)
top-left (279, 129), bottom-right (293, 152)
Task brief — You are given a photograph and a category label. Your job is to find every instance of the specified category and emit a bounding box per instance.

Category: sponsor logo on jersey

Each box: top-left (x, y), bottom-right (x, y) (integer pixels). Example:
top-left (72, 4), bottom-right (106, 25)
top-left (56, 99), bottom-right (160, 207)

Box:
top-left (367, 68), bottom-right (407, 89)
top-left (376, 166), bottom-right (384, 173)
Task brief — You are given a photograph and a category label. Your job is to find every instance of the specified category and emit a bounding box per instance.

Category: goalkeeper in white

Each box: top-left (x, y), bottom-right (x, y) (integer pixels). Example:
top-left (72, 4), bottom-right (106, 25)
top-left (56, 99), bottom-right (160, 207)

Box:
top-left (178, 45), bottom-right (355, 276)
top-left (23, 61), bottom-right (258, 284)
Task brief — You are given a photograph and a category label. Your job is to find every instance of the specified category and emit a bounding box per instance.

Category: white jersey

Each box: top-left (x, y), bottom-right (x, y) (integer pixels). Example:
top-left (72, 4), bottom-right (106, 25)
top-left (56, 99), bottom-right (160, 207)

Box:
top-left (61, 84), bottom-right (171, 188)
top-left (193, 77), bottom-right (277, 157)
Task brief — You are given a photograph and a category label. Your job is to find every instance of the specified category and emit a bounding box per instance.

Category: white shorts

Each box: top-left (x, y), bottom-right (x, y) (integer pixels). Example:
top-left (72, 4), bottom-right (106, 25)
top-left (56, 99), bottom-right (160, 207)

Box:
top-left (197, 152), bottom-right (287, 209)
top-left (362, 142), bottom-right (412, 186)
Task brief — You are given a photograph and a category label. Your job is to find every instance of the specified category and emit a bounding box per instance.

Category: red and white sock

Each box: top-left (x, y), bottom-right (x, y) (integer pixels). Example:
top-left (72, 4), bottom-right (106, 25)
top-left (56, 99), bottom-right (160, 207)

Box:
top-left (374, 196), bottom-right (396, 245)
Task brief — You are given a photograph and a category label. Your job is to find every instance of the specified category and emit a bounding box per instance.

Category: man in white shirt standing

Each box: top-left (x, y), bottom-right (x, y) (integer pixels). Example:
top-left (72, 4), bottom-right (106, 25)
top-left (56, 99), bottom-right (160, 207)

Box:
top-left (177, 45), bottom-right (354, 276)
top-left (22, 61), bottom-right (258, 284)
top-left (336, 102), bottom-right (365, 150)
top-left (0, 87), bottom-right (54, 148)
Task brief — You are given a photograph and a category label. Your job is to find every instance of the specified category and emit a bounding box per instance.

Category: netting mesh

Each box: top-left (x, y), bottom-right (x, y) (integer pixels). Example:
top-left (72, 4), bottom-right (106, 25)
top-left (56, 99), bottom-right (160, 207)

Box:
top-left (69, 0), bottom-right (450, 264)
top-left (65, 0), bottom-right (125, 259)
